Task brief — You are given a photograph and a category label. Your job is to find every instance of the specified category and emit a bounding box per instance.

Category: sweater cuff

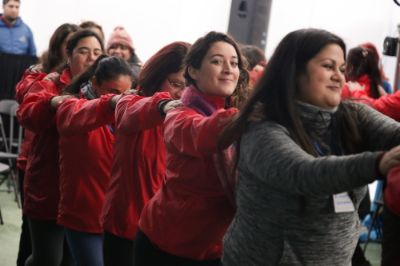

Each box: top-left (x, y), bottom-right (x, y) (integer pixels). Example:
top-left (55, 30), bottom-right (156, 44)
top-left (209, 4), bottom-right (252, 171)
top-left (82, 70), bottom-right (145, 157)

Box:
top-left (158, 99), bottom-right (172, 116)
top-left (375, 152), bottom-right (386, 180)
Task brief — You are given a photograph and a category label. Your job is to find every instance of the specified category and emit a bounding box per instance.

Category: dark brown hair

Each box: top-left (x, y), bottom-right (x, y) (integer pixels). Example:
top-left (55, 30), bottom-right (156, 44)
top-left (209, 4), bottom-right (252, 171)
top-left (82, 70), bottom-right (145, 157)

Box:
top-left (137, 41), bottom-right (190, 96)
top-left (42, 23), bottom-right (79, 73)
top-left (346, 46), bottom-right (382, 99)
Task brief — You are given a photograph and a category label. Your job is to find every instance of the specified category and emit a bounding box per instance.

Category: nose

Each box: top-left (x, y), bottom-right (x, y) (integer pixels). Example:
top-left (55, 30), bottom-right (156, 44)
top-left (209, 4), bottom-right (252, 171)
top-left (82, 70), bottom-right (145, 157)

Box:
top-left (223, 60), bottom-right (232, 74)
top-left (332, 68), bottom-right (344, 83)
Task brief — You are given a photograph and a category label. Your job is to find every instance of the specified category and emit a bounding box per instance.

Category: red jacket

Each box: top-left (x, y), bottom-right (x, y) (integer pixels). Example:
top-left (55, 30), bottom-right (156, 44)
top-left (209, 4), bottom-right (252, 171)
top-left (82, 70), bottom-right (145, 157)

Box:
top-left (139, 86), bottom-right (238, 260)
top-left (15, 68), bottom-right (47, 171)
top-left (16, 68), bottom-right (71, 219)
top-left (56, 95), bottom-right (115, 233)
top-left (341, 76), bottom-right (400, 121)
top-left (102, 92), bottom-right (171, 240)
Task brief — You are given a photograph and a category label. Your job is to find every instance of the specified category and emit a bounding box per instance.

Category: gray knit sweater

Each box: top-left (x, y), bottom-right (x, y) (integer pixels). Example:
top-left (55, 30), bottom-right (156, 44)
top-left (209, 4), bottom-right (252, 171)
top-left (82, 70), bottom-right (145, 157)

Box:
top-left (223, 102), bottom-right (400, 266)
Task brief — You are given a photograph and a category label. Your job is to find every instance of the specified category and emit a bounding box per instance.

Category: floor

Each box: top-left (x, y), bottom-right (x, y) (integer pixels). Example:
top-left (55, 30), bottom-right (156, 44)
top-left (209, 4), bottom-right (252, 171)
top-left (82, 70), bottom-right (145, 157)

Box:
top-left (0, 180), bottom-right (382, 266)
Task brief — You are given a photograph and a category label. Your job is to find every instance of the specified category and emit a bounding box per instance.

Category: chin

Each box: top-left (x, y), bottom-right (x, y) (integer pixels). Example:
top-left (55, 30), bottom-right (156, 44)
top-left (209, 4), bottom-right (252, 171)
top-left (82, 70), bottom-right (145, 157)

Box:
top-left (220, 87), bottom-right (236, 97)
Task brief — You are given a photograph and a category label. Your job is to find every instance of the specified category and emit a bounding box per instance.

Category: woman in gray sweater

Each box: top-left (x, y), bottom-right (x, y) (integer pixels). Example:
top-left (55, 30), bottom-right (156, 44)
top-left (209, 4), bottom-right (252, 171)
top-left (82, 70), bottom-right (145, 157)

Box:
top-left (220, 28), bottom-right (400, 266)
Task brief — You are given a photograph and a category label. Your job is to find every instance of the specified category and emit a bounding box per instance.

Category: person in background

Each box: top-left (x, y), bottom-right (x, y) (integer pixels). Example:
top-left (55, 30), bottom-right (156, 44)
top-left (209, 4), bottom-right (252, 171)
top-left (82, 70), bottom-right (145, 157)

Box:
top-left (14, 22), bottom-right (79, 266)
top-left (361, 42), bottom-right (392, 93)
top-left (342, 46), bottom-right (387, 100)
top-left (102, 41), bottom-right (190, 266)
top-left (17, 29), bottom-right (103, 266)
top-left (0, 0), bottom-right (36, 56)
top-left (106, 26), bottom-right (142, 84)
top-left (135, 31), bottom-right (248, 266)
top-left (220, 28), bottom-right (400, 266)
top-left (241, 44), bottom-right (266, 88)
top-left (51, 55), bottom-right (132, 266)
top-left (79, 20), bottom-right (105, 44)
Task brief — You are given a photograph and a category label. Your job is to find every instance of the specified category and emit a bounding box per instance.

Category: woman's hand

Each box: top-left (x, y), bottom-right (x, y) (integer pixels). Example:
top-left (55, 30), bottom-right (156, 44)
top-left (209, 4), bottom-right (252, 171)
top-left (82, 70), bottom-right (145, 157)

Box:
top-left (162, 100), bottom-right (182, 114)
top-left (50, 95), bottom-right (73, 109)
top-left (379, 145), bottom-right (400, 176)
top-left (347, 81), bottom-right (365, 92)
top-left (43, 72), bottom-right (60, 82)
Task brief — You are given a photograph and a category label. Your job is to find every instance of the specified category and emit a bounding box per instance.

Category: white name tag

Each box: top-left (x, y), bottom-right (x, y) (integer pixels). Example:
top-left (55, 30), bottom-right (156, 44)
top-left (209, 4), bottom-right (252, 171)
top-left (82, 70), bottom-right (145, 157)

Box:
top-left (333, 192), bottom-right (355, 213)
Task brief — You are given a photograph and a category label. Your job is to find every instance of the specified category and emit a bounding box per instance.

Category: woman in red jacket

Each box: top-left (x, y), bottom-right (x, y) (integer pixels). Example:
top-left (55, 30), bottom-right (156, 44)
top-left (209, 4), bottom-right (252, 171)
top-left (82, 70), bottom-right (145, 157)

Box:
top-left (51, 56), bottom-right (133, 266)
top-left (101, 41), bottom-right (190, 266)
top-left (52, 55), bottom-right (133, 266)
top-left (15, 23), bottom-right (79, 266)
top-left (341, 45), bottom-right (387, 100)
top-left (16, 29), bottom-right (103, 266)
top-left (135, 31), bottom-right (248, 266)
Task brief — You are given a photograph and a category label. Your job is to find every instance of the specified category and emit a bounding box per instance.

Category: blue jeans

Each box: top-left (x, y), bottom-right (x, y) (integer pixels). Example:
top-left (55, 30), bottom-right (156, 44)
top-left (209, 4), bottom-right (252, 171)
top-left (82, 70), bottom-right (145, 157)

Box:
top-left (65, 228), bottom-right (103, 266)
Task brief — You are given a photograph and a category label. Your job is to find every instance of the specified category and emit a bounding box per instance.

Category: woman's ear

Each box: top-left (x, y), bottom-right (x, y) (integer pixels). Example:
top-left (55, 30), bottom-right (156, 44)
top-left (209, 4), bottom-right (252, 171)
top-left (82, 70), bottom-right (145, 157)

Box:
top-left (188, 66), bottom-right (198, 82)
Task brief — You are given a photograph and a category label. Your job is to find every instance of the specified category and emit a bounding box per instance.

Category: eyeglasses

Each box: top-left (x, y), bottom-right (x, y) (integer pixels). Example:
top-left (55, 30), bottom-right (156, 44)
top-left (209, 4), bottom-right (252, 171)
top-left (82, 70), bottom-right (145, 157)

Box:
top-left (168, 79), bottom-right (186, 90)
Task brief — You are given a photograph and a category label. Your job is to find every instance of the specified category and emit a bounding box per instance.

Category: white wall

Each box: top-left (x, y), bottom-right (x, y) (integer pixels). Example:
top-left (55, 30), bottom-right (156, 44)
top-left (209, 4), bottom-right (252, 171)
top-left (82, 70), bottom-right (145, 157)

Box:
top-left (9, 0), bottom-right (400, 83)
top-left (266, 0), bottom-right (400, 85)
top-left (19, 0), bottom-right (232, 61)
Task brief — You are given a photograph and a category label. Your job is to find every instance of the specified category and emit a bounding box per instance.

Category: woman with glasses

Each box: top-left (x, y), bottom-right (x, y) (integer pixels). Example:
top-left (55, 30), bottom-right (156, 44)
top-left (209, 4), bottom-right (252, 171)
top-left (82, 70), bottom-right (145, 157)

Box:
top-left (101, 41), bottom-right (190, 266)
top-left (134, 31), bottom-right (248, 266)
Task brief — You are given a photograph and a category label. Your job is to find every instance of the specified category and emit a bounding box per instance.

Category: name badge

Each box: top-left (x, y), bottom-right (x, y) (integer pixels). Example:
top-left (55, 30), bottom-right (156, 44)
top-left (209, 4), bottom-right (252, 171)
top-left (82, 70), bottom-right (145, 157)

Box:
top-left (333, 192), bottom-right (355, 213)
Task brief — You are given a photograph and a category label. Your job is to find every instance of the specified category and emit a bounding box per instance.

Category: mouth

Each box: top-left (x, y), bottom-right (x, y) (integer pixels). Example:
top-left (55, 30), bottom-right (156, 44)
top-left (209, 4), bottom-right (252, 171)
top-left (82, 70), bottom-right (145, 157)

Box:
top-left (327, 85), bottom-right (341, 90)
top-left (219, 78), bottom-right (234, 83)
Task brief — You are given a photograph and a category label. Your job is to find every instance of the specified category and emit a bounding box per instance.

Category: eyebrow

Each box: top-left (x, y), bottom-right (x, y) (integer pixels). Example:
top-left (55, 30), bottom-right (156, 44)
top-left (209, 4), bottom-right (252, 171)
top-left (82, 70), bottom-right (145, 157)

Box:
top-left (319, 58), bottom-right (345, 65)
top-left (210, 54), bottom-right (238, 59)
top-left (76, 47), bottom-right (102, 52)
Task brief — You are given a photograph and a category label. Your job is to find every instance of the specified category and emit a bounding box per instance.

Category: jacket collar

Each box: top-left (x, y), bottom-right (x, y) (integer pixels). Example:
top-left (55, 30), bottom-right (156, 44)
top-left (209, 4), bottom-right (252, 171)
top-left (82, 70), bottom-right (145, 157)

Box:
top-left (181, 85), bottom-right (226, 116)
top-left (0, 14), bottom-right (21, 28)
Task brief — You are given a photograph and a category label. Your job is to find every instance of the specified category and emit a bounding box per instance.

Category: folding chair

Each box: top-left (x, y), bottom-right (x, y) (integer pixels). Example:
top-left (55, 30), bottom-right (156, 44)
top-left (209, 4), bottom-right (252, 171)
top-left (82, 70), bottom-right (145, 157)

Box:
top-left (363, 180), bottom-right (384, 252)
top-left (0, 99), bottom-right (22, 209)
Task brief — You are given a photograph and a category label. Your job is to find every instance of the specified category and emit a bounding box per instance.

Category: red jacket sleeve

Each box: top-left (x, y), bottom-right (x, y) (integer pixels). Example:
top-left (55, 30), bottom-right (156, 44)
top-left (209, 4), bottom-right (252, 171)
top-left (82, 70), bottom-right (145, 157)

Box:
top-left (56, 94), bottom-right (115, 135)
top-left (368, 90), bottom-right (400, 121)
top-left (341, 83), bottom-right (351, 100)
top-left (15, 69), bottom-right (47, 103)
top-left (16, 79), bottom-right (60, 133)
top-left (164, 107), bottom-right (238, 157)
top-left (116, 92), bottom-right (171, 133)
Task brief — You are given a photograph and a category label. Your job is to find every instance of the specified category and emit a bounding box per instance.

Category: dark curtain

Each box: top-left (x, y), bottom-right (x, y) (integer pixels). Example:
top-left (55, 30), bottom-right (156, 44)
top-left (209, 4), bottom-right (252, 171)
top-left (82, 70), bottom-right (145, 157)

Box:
top-left (0, 53), bottom-right (38, 100)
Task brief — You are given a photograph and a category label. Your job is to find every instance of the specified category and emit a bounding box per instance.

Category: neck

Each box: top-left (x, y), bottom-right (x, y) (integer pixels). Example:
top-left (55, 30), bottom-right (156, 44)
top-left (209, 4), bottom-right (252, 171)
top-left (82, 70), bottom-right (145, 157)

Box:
top-left (296, 100), bottom-right (338, 114)
top-left (3, 15), bottom-right (17, 25)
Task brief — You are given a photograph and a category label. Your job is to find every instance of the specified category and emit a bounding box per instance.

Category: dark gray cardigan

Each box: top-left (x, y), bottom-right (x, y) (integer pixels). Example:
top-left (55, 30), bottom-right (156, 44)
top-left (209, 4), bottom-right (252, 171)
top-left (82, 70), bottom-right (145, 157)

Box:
top-left (223, 102), bottom-right (400, 266)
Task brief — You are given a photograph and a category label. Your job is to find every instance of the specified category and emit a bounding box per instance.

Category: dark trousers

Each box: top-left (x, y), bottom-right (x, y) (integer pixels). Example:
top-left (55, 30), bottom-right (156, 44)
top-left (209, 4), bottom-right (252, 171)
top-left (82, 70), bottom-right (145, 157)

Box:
top-left (16, 170), bottom-right (31, 266)
top-left (134, 229), bottom-right (222, 266)
top-left (65, 228), bottom-right (103, 266)
top-left (103, 231), bottom-right (135, 266)
top-left (381, 207), bottom-right (400, 266)
top-left (352, 191), bottom-right (371, 266)
top-left (25, 217), bottom-right (74, 266)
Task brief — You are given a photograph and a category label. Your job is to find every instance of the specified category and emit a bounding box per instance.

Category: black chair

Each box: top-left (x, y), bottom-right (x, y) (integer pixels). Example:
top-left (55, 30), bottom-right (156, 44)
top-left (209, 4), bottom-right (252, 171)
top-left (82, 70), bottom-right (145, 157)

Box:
top-left (0, 100), bottom-right (22, 211)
